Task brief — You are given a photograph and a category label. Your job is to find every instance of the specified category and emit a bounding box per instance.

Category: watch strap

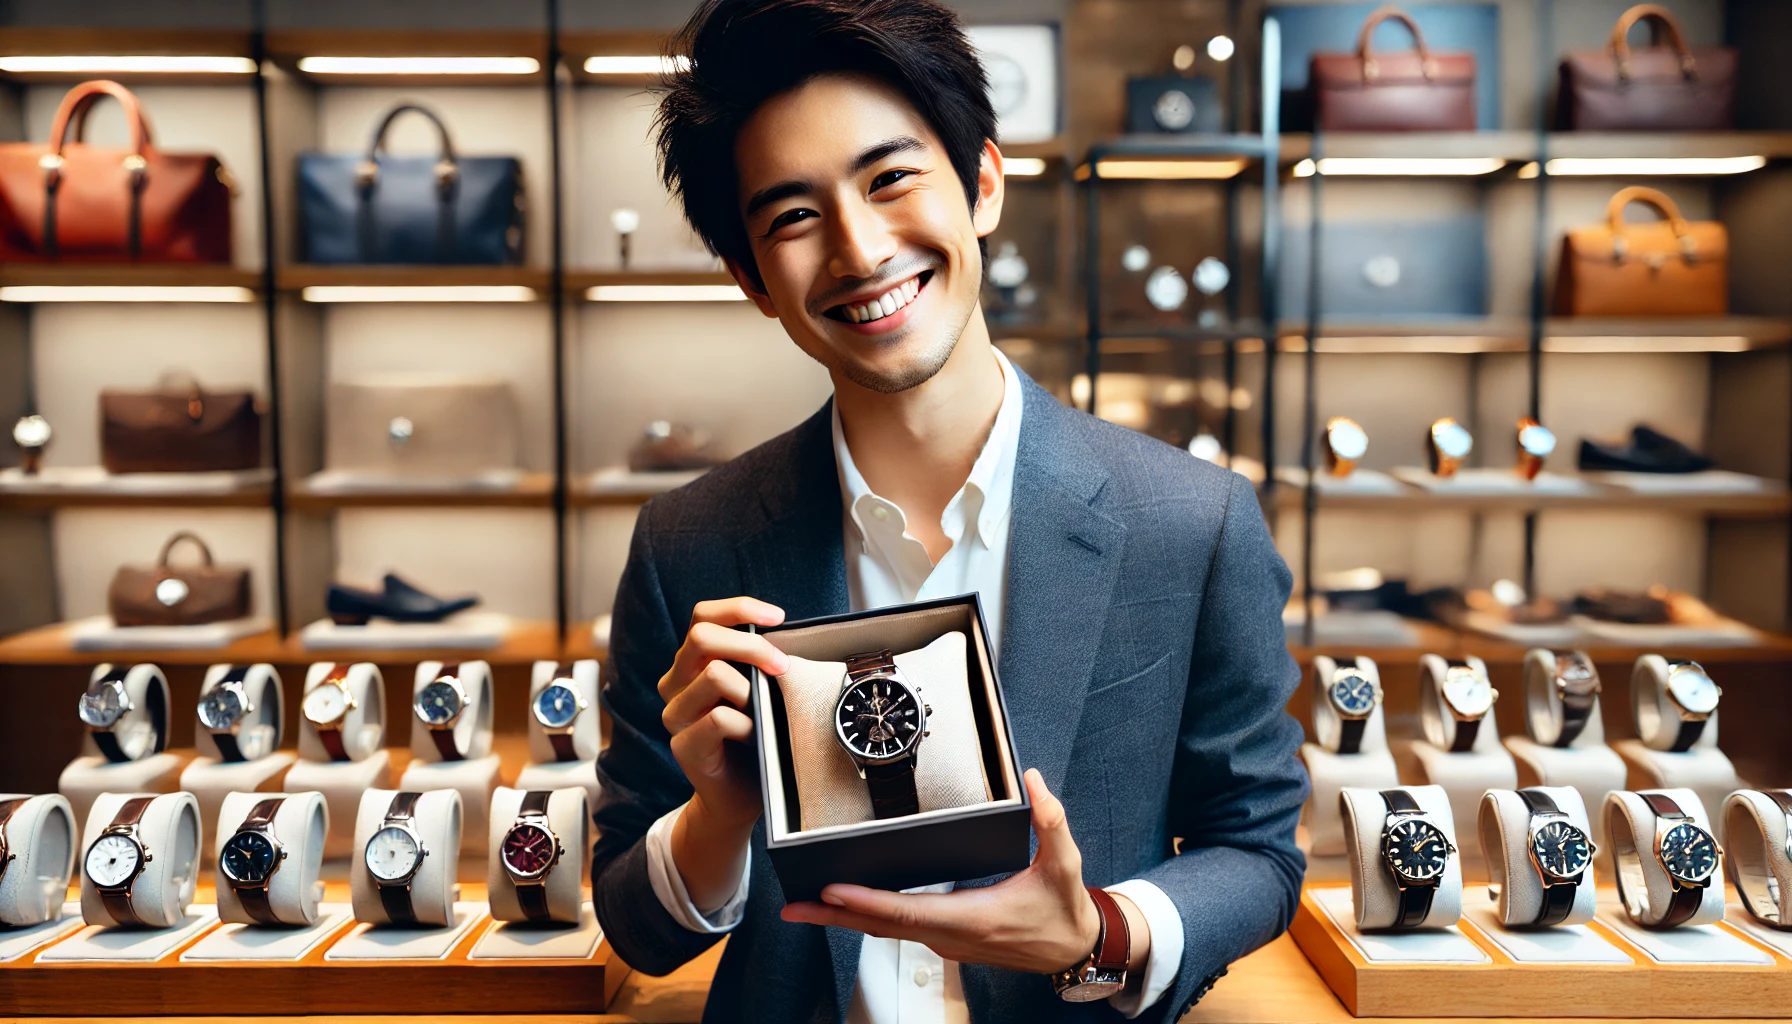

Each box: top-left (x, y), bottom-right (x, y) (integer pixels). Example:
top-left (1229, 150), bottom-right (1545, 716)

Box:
top-left (99, 796), bottom-right (155, 927)
top-left (520, 790), bottom-right (552, 817)
top-left (244, 796), bottom-right (283, 829)
top-left (1642, 792), bottom-right (1686, 820)
top-left (1086, 886), bottom-right (1130, 971)
top-left (1658, 881), bottom-right (1703, 928)
top-left (213, 731), bottom-right (244, 763)
top-left (146, 669), bottom-right (168, 754)
top-left (1669, 716), bottom-right (1704, 753)
top-left (548, 732), bottom-right (578, 762)
top-left (208, 665), bottom-right (253, 762)
top-left (516, 882), bottom-right (551, 922)
top-left (1394, 880), bottom-right (1436, 928)
top-left (1620, 791), bottom-right (1705, 928)
top-left (92, 730), bottom-right (128, 763)
top-left (429, 726), bottom-right (463, 761)
top-left (864, 757), bottom-right (920, 820)
top-left (379, 880), bottom-right (417, 925)
top-left (1517, 789), bottom-right (1563, 817)
top-left (1381, 789), bottom-right (1421, 815)
top-left (314, 666), bottom-right (354, 762)
top-left (1553, 655), bottom-right (1596, 747)
top-left (90, 666), bottom-right (140, 763)
top-left (1337, 716), bottom-right (1365, 756)
top-left (236, 882), bottom-right (280, 926)
top-left (387, 791), bottom-right (421, 821)
top-left (1731, 790), bottom-right (1792, 926)
top-left (1535, 877), bottom-right (1578, 926)
top-left (319, 726), bottom-right (349, 762)
top-left (1449, 716), bottom-right (1480, 753)
top-left (112, 795), bottom-right (153, 829)
top-left (844, 649), bottom-right (897, 684)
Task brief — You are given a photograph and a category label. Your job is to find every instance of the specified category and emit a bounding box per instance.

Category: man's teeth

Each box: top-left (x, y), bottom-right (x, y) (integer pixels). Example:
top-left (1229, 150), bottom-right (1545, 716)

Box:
top-left (842, 277), bottom-right (920, 324)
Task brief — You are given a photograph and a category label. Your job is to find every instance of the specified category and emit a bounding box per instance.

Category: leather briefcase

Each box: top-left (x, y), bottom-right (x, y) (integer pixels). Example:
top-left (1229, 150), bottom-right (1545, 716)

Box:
top-left (101, 374), bottom-right (263, 474)
top-left (298, 104), bottom-right (524, 264)
top-left (325, 376), bottom-right (519, 478)
top-left (108, 531), bottom-right (252, 627)
top-left (1554, 186), bottom-right (1727, 317)
top-left (0, 80), bottom-right (233, 262)
top-left (1310, 6), bottom-right (1476, 132)
top-left (1558, 4), bottom-right (1736, 131)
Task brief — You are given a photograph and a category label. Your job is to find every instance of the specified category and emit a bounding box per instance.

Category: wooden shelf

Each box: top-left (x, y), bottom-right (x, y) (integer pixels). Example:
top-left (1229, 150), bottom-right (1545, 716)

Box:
top-left (265, 29), bottom-right (550, 85)
top-left (1279, 131), bottom-right (1792, 169)
top-left (1270, 479), bottom-right (1792, 518)
top-left (0, 618), bottom-right (565, 667)
top-left (276, 265), bottom-right (550, 297)
top-left (1096, 317), bottom-right (1792, 354)
top-left (287, 473), bottom-right (556, 510)
top-left (0, 263), bottom-right (262, 292)
top-left (0, 482), bottom-right (273, 511)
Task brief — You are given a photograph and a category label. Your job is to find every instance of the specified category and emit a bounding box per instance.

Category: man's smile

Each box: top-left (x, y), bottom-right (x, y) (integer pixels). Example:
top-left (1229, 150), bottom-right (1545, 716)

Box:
top-left (823, 269), bottom-right (935, 335)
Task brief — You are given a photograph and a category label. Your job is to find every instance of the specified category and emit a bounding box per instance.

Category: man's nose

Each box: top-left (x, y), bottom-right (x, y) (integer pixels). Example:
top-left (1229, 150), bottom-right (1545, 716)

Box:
top-left (826, 198), bottom-right (899, 283)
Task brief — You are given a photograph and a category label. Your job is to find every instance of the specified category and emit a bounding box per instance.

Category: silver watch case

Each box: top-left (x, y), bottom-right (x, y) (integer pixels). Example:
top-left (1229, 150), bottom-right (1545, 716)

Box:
top-left (832, 667), bottom-right (930, 775)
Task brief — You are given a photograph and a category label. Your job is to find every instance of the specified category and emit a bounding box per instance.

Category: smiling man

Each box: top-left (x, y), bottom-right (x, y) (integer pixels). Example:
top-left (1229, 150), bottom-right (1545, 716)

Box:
top-left (590, 1), bottom-right (1309, 1022)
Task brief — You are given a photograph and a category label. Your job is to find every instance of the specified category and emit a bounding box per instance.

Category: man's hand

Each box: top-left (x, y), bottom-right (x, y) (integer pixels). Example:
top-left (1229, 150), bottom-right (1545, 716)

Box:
top-left (661, 596), bottom-right (790, 911)
top-left (780, 769), bottom-right (1148, 976)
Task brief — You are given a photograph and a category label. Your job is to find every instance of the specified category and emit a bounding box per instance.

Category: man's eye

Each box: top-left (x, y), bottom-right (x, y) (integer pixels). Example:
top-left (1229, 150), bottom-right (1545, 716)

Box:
top-left (769, 208), bottom-right (816, 232)
top-left (871, 169), bottom-right (913, 191)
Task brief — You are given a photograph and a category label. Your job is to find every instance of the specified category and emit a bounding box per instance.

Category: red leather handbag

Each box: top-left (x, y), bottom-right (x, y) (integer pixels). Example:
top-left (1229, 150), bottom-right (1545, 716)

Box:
top-left (1558, 4), bottom-right (1737, 131)
top-left (0, 80), bottom-right (233, 262)
top-left (1310, 6), bottom-right (1476, 132)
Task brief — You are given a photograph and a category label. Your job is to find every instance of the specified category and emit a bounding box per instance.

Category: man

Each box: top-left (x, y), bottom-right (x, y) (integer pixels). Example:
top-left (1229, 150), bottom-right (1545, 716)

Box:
top-left (592, 0), bottom-right (1308, 1020)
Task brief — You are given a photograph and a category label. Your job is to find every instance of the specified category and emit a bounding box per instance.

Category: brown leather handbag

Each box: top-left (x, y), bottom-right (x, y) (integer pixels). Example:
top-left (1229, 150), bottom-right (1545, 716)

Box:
top-left (108, 531), bottom-right (252, 627)
top-left (1310, 6), bottom-right (1476, 132)
top-left (0, 80), bottom-right (233, 261)
top-left (1554, 187), bottom-right (1727, 317)
top-left (1558, 4), bottom-right (1737, 130)
top-left (100, 374), bottom-right (263, 474)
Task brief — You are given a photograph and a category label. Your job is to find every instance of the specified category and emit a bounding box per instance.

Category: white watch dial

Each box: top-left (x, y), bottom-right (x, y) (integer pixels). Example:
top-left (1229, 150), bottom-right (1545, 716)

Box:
top-left (1518, 422), bottom-right (1557, 457)
top-left (303, 683), bottom-right (349, 725)
top-left (1327, 418), bottom-right (1368, 462)
top-left (85, 834), bottom-right (142, 887)
top-left (364, 825), bottom-right (422, 882)
top-left (1441, 666), bottom-right (1494, 718)
top-left (1145, 265), bottom-right (1188, 311)
top-left (12, 414), bottom-right (51, 449)
top-left (1431, 419), bottom-right (1474, 460)
top-left (1666, 663), bottom-right (1719, 715)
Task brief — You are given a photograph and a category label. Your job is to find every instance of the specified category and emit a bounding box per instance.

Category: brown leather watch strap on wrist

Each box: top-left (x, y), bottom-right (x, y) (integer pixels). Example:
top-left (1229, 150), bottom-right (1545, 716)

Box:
top-left (1086, 886), bottom-right (1131, 972)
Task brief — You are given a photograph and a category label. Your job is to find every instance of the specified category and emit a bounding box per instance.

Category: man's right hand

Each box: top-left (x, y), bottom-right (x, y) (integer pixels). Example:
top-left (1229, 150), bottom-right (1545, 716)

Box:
top-left (659, 596), bottom-right (789, 911)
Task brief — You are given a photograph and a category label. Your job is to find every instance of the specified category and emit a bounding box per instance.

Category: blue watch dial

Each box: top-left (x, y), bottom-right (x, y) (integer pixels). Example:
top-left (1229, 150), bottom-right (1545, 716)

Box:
top-left (1659, 822), bottom-right (1718, 884)
top-left (416, 680), bottom-right (462, 725)
top-left (534, 683), bottom-right (581, 729)
top-left (1330, 671), bottom-right (1376, 716)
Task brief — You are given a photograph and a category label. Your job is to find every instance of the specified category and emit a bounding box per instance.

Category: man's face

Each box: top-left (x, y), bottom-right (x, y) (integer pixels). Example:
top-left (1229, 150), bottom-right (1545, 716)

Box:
top-left (730, 72), bottom-right (1002, 394)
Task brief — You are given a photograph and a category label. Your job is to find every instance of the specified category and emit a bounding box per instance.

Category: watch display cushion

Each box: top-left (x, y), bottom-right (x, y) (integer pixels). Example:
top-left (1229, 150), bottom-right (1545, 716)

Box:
top-left (772, 631), bottom-right (991, 831)
top-left (1338, 784), bottom-right (1464, 931)
top-left (1605, 788), bottom-right (1726, 929)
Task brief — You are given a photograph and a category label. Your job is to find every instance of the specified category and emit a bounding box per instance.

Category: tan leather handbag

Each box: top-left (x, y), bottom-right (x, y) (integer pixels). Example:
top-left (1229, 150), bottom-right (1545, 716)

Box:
top-left (1555, 186), bottom-right (1727, 317)
top-left (325, 376), bottom-right (519, 478)
top-left (108, 531), bottom-right (252, 627)
top-left (0, 80), bottom-right (233, 261)
top-left (100, 374), bottom-right (263, 474)
top-left (1558, 5), bottom-right (1737, 130)
top-left (1310, 6), bottom-right (1476, 132)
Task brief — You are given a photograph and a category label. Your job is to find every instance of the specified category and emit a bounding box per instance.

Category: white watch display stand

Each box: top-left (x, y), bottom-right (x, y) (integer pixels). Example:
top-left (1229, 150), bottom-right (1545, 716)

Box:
top-left (1503, 649), bottom-right (1627, 850)
top-left (514, 660), bottom-right (604, 811)
top-left (1411, 654), bottom-right (1515, 878)
top-left (285, 661), bottom-right (392, 860)
top-left (1476, 787), bottom-right (1597, 929)
top-left (1340, 784), bottom-right (1465, 932)
top-left (59, 663), bottom-right (181, 832)
top-left (182, 663), bottom-right (295, 863)
top-left (0, 793), bottom-right (76, 929)
top-left (486, 787), bottom-right (588, 928)
top-left (1613, 656), bottom-right (1742, 843)
top-left (0, 903), bottom-right (83, 963)
top-left (350, 787), bottom-right (462, 929)
top-left (1723, 790), bottom-right (1792, 943)
top-left (214, 790), bottom-right (328, 927)
top-left (325, 901), bottom-right (484, 961)
top-left (400, 661), bottom-right (500, 844)
top-left (180, 904), bottom-right (354, 963)
top-left (1602, 788), bottom-right (1726, 930)
top-left (78, 791), bottom-right (201, 930)
top-left (1300, 656), bottom-right (1398, 863)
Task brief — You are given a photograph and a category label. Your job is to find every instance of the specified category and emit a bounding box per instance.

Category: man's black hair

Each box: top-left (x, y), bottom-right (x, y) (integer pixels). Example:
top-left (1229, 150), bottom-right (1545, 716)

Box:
top-left (654, 0), bottom-right (997, 289)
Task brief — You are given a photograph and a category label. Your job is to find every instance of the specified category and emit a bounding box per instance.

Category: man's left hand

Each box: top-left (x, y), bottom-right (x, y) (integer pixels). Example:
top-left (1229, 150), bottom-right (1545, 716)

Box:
top-left (781, 768), bottom-right (1140, 975)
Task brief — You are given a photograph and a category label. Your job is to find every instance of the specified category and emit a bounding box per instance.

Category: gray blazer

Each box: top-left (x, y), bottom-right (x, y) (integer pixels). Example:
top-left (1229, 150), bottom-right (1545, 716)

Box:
top-left (593, 368), bottom-right (1308, 1023)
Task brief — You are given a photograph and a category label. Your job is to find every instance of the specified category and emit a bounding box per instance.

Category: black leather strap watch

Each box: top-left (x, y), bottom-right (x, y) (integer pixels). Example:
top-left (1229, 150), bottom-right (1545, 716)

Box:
top-left (835, 650), bottom-right (929, 820)
top-left (1517, 789), bottom-right (1593, 927)
top-left (80, 666), bottom-right (166, 763)
top-left (1611, 791), bottom-right (1720, 929)
top-left (1548, 651), bottom-right (1601, 748)
top-left (1378, 789), bottom-right (1454, 929)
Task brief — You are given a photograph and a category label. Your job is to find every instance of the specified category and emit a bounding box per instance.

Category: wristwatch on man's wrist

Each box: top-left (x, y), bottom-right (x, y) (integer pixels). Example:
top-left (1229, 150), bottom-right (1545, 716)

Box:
top-left (364, 791), bottom-right (429, 924)
top-left (500, 790), bottom-right (565, 922)
top-left (85, 796), bottom-right (157, 927)
top-left (1052, 886), bottom-right (1130, 1001)
top-left (532, 664), bottom-right (590, 763)
top-left (834, 650), bottom-right (930, 820)
top-left (302, 664), bottom-right (358, 762)
top-left (1378, 789), bottom-right (1455, 929)
top-left (220, 797), bottom-right (289, 925)
top-left (1548, 651), bottom-right (1601, 748)
top-left (197, 665), bottom-right (257, 763)
top-left (1325, 664), bottom-right (1379, 755)
top-left (415, 665), bottom-right (469, 761)
top-left (1518, 789), bottom-right (1595, 926)
top-left (1611, 791), bottom-right (1720, 929)
top-left (1662, 661), bottom-right (1721, 752)
top-left (1437, 659), bottom-right (1496, 753)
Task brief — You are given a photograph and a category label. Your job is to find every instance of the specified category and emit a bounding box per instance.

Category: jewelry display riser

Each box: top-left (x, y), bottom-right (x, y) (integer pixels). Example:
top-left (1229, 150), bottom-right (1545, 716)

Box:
top-left (1290, 885), bottom-right (1792, 1018)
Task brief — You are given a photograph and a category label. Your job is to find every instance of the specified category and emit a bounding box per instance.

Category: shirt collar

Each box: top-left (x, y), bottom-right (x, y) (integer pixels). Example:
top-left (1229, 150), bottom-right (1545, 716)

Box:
top-left (833, 347), bottom-right (1024, 551)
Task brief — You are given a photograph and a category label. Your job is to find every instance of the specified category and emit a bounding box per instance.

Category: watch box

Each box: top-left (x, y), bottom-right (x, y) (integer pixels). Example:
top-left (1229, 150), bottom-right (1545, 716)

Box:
top-left (748, 594), bottom-right (1029, 904)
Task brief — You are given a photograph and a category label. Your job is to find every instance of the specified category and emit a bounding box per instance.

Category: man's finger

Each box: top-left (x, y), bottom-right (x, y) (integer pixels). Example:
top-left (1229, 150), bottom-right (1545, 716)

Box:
top-left (663, 622), bottom-right (791, 700)
top-left (670, 706), bottom-right (755, 774)
top-left (780, 900), bottom-right (938, 943)
top-left (690, 596), bottom-right (786, 629)
top-left (662, 660), bottom-right (752, 733)
top-left (1025, 768), bottom-right (1081, 876)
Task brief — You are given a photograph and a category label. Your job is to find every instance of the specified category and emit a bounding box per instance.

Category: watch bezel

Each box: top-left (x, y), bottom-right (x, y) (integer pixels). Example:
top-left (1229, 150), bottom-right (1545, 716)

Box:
top-left (1051, 961), bottom-right (1127, 1002)
top-left (1440, 665), bottom-right (1495, 720)
top-left (301, 679), bottom-right (354, 728)
top-left (1553, 652), bottom-right (1601, 703)
top-left (1327, 667), bottom-right (1378, 720)
top-left (531, 681), bottom-right (585, 732)
top-left (499, 819), bottom-right (561, 883)
top-left (1664, 662), bottom-right (1720, 718)
top-left (198, 680), bottom-right (251, 734)
top-left (78, 678), bottom-right (132, 730)
top-left (833, 670), bottom-right (926, 767)
top-left (364, 822), bottom-right (427, 884)
top-left (414, 676), bottom-right (469, 729)
top-left (219, 825), bottom-right (285, 887)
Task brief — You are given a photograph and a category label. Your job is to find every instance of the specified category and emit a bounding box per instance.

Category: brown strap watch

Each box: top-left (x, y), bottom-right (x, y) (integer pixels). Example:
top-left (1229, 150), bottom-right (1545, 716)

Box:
top-left (1613, 792), bottom-right (1711, 929)
top-left (98, 796), bottom-right (156, 927)
top-left (514, 790), bottom-right (553, 923)
top-left (231, 797), bottom-right (285, 925)
top-left (314, 664), bottom-right (352, 762)
top-left (1052, 886), bottom-right (1130, 1001)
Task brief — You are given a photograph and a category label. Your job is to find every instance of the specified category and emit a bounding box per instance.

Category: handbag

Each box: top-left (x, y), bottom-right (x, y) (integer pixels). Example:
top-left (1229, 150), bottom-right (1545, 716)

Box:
top-left (298, 104), bottom-right (524, 264)
top-left (324, 376), bottom-right (519, 478)
top-left (107, 531), bottom-right (252, 628)
top-left (0, 80), bottom-right (233, 262)
top-left (1557, 4), bottom-right (1736, 131)
top-left (1554, 186), bottom-right (1727, 317)
top-left (100, 373), bottom-right (263, 474)
top-left (1310, 6), bottom-right (1476, 132)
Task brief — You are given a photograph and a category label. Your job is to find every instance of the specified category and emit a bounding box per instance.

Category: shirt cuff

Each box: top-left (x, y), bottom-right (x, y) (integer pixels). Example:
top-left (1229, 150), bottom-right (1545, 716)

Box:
top-left (1103, 878), bottom-right (1184, 1018)
top-left (644, 801), bottom-right (750, 933)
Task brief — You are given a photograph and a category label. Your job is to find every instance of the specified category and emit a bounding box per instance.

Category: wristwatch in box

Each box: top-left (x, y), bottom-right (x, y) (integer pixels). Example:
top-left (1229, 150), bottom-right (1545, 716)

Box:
top-left (1438, 659), bottom-right (1496, 753)
top-left (1613, 791), bottom-right (1720, 929)
top-left (1518, 789), bottom-right (1595, 926)
top-left (834, 649), bottom-right (930, 820)
top-left (500, 790), bottom-right (564, 923)
top-left (1426, 417), bottom-right (1473, 478)
top-left (1326, 664), bottom-right (1379, 755)
top-left (1515, 418), bottom-right (1556, 480)
top-left (78, 666), bottom-right (165, 763)
top-left (197, 665), bottom-right (256, 763)
top-left (1662, 660), bottom-right (1720, 752)
top-left (364, 791), bottom-right (428, 925)
top-left (1323, 417), bottom-right (1367, 478)
top-left (532, 664), bottom-right (589, 763)
top-left (1548, 651), bottom-right (1601, 747)
top-left (1052, 886), bottom-right (1130, 1001)
top-left (302, 664), bottom-right (358, 762)
top-left (1379, 789), bottom-right (1455, 929)
top-left (415, 665), bottom-right (469, 761)
top-left (84, 796), bottom-right (157, 927)
top-left (220, 796), bottom-right (289, 925)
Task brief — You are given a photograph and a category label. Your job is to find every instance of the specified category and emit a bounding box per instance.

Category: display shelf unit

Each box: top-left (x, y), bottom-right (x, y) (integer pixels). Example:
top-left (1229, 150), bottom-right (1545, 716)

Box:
top-left (285, 473), bottom-right (557, 509)
top-left (1280, 130), bottom-right (1792, 165)
top-left (1267, 483), bottom-right (1792, 516)
top-left (0, 484), bottom-right (275, 510)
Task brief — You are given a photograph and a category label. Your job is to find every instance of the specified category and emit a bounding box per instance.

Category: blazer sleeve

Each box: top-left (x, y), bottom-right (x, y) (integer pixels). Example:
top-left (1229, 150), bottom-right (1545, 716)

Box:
top-left (590, 506), bottom-right (729, 975)
top-left (1133, 470), bottom-right (1310, 1022)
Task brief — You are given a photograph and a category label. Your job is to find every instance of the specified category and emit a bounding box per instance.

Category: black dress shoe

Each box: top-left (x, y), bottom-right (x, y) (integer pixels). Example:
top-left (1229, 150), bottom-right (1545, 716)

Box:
top-left (326, 574), bottom-right (479, 625)
top-left (1578, 425), bottom-right (1715, 474)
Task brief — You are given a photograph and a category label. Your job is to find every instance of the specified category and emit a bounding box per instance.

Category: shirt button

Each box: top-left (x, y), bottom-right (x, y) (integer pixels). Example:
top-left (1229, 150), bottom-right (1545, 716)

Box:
top-left (912, 965), bottom-right (932, 987)
top-left (873, 506), bottom-right (890, 522)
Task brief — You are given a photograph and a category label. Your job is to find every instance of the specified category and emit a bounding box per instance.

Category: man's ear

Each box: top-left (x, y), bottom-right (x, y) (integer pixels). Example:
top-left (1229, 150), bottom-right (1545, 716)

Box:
top-left (723, 257), bottom-right (779, 319)
top-left (971, 139), bottom-right (1006, 239)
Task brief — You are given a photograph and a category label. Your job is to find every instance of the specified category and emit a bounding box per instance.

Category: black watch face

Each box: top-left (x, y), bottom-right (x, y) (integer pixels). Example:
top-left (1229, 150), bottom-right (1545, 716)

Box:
top-left (1383, 818), bottom-right (1451, 884)
top-left (1659, 822), bottom-right (1719, 884)
top-left (1530, 820), bottom-right (1592, 880)
top-left (835, 675), bottom-right (922, 762)
top-left (221, 830), bottom-right (278, 884)
top-left (1330, 670), bottom-right (1375, 716)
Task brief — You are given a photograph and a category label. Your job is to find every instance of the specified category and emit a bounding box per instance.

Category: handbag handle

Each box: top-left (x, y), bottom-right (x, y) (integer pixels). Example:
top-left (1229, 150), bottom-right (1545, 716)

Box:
top-left (40, 80), bottom-right (155, 259)
top-left (157, 531), bottom-right (216, 569)
top-left (1610, 4), bottom-right (1697, 82)
top-left (1355, 6), bottom-right (1438, 83)
top-left (154, 371), bottom-right (207, 421)
top-left (357, 104), bottom-right (460, 190)
top-left (1605, 185), bottom-right (1699, 263)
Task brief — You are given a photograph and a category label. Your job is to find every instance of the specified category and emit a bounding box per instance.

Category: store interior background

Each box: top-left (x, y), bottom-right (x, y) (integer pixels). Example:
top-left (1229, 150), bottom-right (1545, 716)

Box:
top-left (2, 0), bottom-right (1790, 795)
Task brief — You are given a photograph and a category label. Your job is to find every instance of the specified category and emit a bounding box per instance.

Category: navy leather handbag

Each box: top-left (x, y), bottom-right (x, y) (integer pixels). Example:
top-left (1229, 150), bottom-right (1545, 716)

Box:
top-left (298, 104), bottom-right (524, 264)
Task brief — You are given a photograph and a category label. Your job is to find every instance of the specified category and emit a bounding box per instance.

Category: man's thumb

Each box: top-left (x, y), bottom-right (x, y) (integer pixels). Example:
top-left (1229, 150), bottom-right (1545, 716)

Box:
top-left (1026, 768), bottom-right (1079, 868)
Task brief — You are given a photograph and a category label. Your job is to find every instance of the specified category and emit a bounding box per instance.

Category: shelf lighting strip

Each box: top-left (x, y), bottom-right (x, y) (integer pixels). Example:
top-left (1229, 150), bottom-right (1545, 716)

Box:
top-left (1079, 158), bottom-right (1249, 181)
top-left (1518, 156), bottom-right (1767, 177)
top-left (0, 55), bottom-right (257, 74)
top-left (587, 285), bottom-right (745, 302)
top-left (583, 55), bottom-right (691, 75)
top-left (300, 285), bottom-right (538, 303)
top-left (1293, 157), bottom-right (1506, 177)
top-left (1004, 157), bottom-right (1047, 176)
top-left (0, 286), bottom-right (255, 303)
top-left (296, 56), bottom-right (541, 75)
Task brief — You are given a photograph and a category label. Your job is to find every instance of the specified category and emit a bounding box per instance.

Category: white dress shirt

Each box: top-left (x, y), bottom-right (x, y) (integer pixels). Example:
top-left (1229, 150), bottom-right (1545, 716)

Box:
top-left (645, 349), bottom-right (1184, 1021)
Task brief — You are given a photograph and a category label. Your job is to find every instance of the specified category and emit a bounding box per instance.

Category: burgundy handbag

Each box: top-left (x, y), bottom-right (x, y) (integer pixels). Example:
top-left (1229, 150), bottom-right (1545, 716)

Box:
top-left (0, 79), bottom-right (233, 262)
top-left (1558, 4), bottom-right (1737, 130)
top-left (108, 531), bottom-right (251, 628)
top-left (1310, 6), bottom-right (1476, 132)
top-left (100, 374), bottom-right (263, 474)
